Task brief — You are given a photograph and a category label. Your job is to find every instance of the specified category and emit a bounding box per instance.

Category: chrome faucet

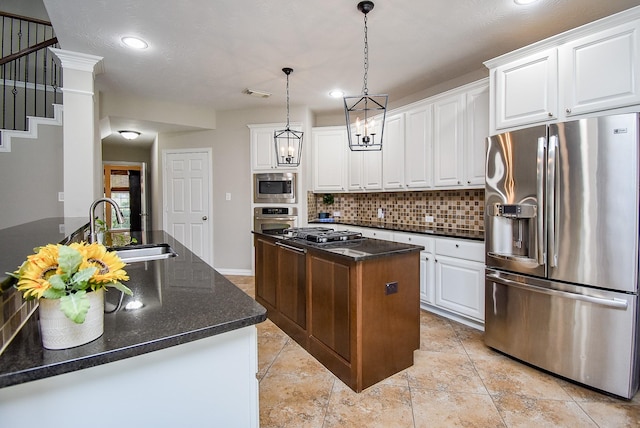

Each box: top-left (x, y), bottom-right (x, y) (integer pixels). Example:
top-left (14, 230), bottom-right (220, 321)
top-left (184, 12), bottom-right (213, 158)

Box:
top-left (89, 197), bottom-right (124, 243)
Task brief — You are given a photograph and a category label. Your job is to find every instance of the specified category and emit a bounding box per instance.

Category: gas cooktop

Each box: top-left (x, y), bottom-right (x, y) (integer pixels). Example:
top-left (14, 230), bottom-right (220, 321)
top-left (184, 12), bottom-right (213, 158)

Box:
top-left (285, 227), bottom-right (364, 244)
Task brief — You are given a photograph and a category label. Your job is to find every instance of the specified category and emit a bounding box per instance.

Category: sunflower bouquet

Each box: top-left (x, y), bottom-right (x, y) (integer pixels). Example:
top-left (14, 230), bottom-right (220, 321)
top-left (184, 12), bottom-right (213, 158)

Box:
top-left (7, 242), bottom-right (132, 324)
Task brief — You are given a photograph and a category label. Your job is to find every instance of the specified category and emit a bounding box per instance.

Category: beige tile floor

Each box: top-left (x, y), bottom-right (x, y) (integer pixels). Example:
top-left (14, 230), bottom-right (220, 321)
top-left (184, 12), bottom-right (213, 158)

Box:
top-left (227, 275), bottom-right (640, 427)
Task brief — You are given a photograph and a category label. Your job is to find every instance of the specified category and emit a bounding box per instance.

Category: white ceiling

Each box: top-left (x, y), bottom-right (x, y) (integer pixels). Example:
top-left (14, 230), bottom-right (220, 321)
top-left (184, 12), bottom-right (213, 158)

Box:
top-left (38, 0), bottom-right (640, 140)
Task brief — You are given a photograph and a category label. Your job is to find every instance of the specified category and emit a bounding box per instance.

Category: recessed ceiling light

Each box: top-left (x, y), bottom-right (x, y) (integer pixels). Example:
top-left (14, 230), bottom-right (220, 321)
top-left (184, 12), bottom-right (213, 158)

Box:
top-left (514, 0), bottom-right (539, 4)
top-left (119, 130), bottom-right (141, 140)
top-left (329, 89), bottom-right (345, 98)
top-left (121, 36), bottom-right (148, 49)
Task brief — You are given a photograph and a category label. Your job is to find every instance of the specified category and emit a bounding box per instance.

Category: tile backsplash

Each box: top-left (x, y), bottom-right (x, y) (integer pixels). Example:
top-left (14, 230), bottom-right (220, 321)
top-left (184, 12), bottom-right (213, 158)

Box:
top-left (308, 190), bottom-right (485, 232)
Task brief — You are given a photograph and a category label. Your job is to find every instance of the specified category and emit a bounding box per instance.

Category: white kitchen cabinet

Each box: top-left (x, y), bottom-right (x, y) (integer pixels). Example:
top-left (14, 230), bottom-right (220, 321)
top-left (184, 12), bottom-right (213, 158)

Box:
top-left (348, 146), bottom-right (382, 191)
top-left (382, 113), bottom-right (406, 190)
top-left (433, 93), bottom-right (465, 187)
top-left (360, 228), bottom-right (393, 241)
top-left (420, 251), bottom-right (436, 305)
top-left (464, 82), bottom-right (489, 186)
top-left (559, 20), bottom-right (640, 117)
top-left (250, 123), bottom-right (302, 170)
top-left (404, 102), bottom-right (433, 189)
top-left (312, 126), bottom-right (347, 192)
top-left (434, 238), bottom-right (485, 322)
top-left (487, 10), bottom-right (640, 133)
top-left (493, 48), bottom-right (558, 131)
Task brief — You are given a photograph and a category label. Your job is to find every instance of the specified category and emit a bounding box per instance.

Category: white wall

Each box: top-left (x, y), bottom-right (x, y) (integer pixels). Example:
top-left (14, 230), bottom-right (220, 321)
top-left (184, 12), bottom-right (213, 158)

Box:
top-left (0, 123), bottom-right (63, 230)
top-left (154, 105), bottom-right (308, 273)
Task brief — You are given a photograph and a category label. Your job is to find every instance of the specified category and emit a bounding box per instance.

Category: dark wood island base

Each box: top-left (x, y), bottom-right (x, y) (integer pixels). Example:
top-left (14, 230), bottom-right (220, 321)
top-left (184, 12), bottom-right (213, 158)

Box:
top-left (254, 233), bottom-right (422, 392)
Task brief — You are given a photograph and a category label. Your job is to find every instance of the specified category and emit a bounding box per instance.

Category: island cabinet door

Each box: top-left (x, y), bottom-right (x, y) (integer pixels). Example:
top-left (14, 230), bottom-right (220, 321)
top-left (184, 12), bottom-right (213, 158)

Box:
top-left (254, 236), bottom-right (278, 312)
top-left (308, 255), bottom-right (352, 383)
top-left (276, 243), bottom-right (307, 344)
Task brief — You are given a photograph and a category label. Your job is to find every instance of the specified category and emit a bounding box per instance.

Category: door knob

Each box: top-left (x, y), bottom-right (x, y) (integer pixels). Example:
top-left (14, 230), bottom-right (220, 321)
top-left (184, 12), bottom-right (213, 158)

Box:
top-left (202, 216), bottom-right (208, 221)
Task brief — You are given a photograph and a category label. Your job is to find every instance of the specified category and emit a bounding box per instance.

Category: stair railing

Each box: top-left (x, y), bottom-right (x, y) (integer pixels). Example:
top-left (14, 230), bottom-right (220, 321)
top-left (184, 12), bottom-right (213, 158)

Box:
top-left (0, 11), bottom-right (62, 132)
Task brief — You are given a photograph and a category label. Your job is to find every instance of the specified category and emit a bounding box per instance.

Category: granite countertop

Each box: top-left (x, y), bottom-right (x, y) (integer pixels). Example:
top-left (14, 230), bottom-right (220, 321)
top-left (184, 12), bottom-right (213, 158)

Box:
top-left (255, 231), bottom-right (424, 261)
top-left (309, 219), bottom-right (485, 241)
top-left (0, 219), bottom-right (266, 388)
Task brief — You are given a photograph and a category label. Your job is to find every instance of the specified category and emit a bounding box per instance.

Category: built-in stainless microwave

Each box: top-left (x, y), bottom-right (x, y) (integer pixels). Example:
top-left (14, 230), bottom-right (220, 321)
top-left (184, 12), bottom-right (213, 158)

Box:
top-left (253, 172), bottom-right (297, 204)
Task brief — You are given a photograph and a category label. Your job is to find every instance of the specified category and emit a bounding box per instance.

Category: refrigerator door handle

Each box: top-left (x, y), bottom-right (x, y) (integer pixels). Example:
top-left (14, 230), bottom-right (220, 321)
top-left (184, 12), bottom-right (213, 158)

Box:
top-left (486, 274), bottom-right (629, 309)
top-left (547, 135), bottom-right (559, 267)
top-left (536, 137), bottom-right (546, 265)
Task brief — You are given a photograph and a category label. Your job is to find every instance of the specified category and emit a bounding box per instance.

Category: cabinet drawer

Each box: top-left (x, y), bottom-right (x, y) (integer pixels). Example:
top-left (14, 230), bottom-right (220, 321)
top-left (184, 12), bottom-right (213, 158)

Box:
top-left (435, 238), bottom-right (484, 262)
top-left (392, 232), bottom-right (434, 252)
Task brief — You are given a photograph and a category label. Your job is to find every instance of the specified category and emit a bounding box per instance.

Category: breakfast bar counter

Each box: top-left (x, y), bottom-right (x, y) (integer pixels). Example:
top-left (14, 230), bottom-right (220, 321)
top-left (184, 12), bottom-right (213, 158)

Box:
top-left (0, 218), bottom-right (266, 428)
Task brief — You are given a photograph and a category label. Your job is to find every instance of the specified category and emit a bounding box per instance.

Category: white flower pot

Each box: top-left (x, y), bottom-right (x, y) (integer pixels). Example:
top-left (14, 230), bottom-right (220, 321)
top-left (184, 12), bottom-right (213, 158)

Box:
top-left (38, 288), bottom-right (105, 350)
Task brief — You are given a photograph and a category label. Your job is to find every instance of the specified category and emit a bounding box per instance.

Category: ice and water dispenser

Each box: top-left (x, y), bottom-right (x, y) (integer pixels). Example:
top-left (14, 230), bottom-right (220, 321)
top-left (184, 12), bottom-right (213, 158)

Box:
top-left (487, 203), bottom-right (538, 262)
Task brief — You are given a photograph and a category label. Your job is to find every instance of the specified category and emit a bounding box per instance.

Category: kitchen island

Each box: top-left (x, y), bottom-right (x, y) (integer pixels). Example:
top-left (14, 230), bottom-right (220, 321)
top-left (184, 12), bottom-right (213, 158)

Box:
top-left (0, 218), bottom-right (266, 428)
top-left (254, 230), bottom-right (423, 392)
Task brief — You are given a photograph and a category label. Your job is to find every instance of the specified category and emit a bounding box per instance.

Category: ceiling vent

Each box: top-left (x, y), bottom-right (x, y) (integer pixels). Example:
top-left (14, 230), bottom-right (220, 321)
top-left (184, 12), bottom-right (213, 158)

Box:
top-left (244, 88), bottom-right (271, 98)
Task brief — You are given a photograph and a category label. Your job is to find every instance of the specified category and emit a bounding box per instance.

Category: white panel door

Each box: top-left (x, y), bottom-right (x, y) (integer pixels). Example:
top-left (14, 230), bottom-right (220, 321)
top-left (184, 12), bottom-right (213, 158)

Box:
top-left (560, 20), bottom-right (640, 117)
top-left (382, 113), bottom-right (405, 190)
top-left (435, 255), bottom-right (484, 321)
top-left (405, 103), bottom-right (433, 189)
top-left (164, 150), bottom-right (211, 265)
top-left (312, 127), bottom-right (347, 192)
top-left (495, 48), bottom-right (558, 130)
top-left (464, 83), bottom-right (489, 186)
top-left (433, 93), bottom-right (465, 187)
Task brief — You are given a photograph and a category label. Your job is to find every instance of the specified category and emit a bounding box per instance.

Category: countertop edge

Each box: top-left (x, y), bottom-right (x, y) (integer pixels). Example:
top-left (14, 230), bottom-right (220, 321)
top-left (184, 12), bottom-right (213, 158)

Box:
top-left (0, 313), bottom-right (266, 389)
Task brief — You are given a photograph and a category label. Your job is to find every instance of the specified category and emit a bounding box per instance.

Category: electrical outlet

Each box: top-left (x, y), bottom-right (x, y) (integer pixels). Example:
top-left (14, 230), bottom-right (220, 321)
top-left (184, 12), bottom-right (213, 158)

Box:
top-left (425, 215), bottom-right (434, 223)
top-left (225, 192), bottom-right (231, 201)
top-left (333, 211), bottom-right (341, 217)
top-left (385, 282), bottom-right (398, 295)
top-left (58, 192), bottom-right (64, 202)
top-left (377, 208), bottom-right (384, 219)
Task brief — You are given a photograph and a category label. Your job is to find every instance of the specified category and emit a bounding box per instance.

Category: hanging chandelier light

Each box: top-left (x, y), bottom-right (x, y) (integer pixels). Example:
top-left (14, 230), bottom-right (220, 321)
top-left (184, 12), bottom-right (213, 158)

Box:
top-left (344, 1), bottom-right (388, 151)
top-left (274, 67), bottom-right (304, 166)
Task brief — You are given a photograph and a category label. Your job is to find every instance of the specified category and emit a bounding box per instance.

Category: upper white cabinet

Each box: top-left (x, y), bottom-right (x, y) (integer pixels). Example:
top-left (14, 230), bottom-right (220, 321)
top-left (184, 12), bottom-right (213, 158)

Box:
top-left (311, 78), bottom-right (489, 193)
top-left (464, 83), bottom-right (490, 186)
top-left (348, 149), bottom-right (382, 191)
top-left (559, 20), bottom-right (640, 117)
top-left (312, 126), bottom-right (347, 192)
top-left (433, 92), bottom-right (465, 187)
top-left (493, 49), bottom-right (558, 131)
top-left (249, 123), bottom-right (302, 170)
top-left (382, 113), bottom-right (406, 190)
top-left (487, 10), bottom-right (640, 133)
top-left (404, 102), bottom-right (433, 189)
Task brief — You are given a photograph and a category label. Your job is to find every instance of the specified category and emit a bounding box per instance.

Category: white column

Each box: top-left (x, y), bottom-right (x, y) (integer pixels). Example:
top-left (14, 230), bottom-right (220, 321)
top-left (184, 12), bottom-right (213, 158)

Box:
top-left (49, 49), bottom-right (104, 218)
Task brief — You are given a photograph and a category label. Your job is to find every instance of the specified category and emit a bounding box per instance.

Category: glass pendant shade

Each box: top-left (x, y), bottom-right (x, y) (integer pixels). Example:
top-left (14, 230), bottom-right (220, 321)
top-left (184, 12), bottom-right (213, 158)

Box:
top-left (344, 1), bottom-right (387, 152)
top-left (274, 67), bottom-right (303, 166)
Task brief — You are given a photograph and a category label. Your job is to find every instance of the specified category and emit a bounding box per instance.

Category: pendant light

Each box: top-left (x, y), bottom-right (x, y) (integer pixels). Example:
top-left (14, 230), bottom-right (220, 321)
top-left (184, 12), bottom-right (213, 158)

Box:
top-left (343, 1), bottom-right (388, 151)
top-left (274, 67), bottom-right (303, 166)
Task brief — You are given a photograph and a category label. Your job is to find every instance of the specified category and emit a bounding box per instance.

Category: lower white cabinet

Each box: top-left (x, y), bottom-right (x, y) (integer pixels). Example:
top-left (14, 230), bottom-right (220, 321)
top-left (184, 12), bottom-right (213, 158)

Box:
top-left (394, 231), bottom-right (484, 329)
top-left (420, 251), bottom-right (436, 305)
top-left (434, 254), bottom-right (484, 321)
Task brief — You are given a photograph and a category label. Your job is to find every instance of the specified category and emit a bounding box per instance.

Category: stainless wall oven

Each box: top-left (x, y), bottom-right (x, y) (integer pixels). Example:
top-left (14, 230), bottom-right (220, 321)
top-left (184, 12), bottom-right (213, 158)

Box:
top-left (253, 172), bottom-right (297, 204)
top-left (253, 207), bottom-right (298, 235)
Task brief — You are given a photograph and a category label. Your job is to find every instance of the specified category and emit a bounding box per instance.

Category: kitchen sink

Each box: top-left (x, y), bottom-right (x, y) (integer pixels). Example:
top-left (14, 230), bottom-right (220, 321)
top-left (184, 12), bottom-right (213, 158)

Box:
top-left (113, 243), bottom-right (177, 263)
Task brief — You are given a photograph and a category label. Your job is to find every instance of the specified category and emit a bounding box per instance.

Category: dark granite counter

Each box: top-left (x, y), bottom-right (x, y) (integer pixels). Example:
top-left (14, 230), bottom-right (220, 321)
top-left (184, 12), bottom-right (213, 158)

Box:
top-left (0, 219), bottom-right (266, 388)
top-left (255, 231), bottom-right (424, 261)
top-left (309, 219), bottom-right (485, 241)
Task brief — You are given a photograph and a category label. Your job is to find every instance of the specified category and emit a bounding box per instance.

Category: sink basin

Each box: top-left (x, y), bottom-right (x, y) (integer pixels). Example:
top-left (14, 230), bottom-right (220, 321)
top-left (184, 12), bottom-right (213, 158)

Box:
top-left (113, 244), bottom-right (177, 263)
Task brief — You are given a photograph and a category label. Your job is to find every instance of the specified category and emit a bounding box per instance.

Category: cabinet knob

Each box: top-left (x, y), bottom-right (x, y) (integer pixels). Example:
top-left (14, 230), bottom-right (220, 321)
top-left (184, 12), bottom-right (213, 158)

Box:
top-left (457, 180), bottom-right (461, 185)
top-left (548, 112), bottom-right (553, 117)
top-left (202, 216), bottom-right (208, 221)
top-left (455, 244), bottom-right (459, 248)
top-left (566, 108), bottom-right (571, 114)
top-left (467, 180), bottom-right (471, 184)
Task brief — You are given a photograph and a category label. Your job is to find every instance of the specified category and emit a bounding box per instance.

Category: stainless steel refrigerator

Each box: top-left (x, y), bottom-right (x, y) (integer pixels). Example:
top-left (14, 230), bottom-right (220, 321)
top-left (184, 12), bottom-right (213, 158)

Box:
top-left (485, 113), bottom-right (640, 399)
